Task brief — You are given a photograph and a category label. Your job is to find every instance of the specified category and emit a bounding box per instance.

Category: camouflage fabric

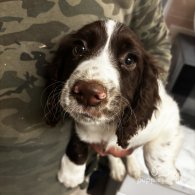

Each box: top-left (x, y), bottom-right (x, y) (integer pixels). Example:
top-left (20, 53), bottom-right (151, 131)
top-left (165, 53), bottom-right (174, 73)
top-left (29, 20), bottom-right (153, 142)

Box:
top-left (0, 0), bottom-right (171, 194)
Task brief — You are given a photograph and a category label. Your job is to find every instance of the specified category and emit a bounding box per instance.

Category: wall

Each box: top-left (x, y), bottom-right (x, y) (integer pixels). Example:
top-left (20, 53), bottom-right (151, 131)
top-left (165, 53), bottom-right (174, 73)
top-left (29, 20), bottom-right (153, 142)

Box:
top-left (164, 0), bottom-right (195, 37)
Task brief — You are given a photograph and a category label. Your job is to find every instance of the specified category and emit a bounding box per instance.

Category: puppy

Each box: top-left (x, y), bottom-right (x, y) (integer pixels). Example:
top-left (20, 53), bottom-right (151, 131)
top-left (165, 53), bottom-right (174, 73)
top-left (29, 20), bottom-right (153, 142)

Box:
top-left (46, 20), bottom-right (183, 188)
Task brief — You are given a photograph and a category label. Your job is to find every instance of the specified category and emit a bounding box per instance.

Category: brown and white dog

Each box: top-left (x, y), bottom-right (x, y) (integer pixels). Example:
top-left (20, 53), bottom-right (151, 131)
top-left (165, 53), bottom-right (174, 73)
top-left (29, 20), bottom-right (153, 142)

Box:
top-left (46, 20), bottom-right (183, 188)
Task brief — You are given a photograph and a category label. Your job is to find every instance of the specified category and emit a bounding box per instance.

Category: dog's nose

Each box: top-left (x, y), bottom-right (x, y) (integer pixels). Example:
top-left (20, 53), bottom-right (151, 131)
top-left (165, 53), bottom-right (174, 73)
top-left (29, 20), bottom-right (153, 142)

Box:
top-left (72, 80), bottom-right (107, 106)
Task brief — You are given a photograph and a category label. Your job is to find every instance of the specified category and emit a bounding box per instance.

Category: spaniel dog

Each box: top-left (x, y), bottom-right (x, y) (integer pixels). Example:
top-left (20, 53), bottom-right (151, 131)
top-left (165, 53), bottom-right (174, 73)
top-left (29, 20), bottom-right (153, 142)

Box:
top-left (46, 20), bottom-right (183, 188)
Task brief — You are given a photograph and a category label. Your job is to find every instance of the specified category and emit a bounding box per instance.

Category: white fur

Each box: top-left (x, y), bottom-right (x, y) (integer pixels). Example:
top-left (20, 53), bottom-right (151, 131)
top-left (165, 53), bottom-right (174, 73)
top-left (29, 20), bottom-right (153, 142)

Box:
top-left (126, 154), bottom-right (142, 179)
top-left (108, 155), bottom-right (126, 181)
top-left (104, 19), bottom-right (116, 48)
top-left (59, 20), bottom-right (183, 187)
top-left (58, 154), bottom-right (86, 188)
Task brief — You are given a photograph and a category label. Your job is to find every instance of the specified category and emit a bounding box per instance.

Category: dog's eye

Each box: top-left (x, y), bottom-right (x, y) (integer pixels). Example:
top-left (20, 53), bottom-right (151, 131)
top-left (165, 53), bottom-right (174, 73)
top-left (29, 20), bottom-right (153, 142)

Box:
top-left (125, 53), bottom-right (136, 66)
top-left (72, 42), bottom-right (87, 57)
top-left (121, 53), bottom-right (137, 71)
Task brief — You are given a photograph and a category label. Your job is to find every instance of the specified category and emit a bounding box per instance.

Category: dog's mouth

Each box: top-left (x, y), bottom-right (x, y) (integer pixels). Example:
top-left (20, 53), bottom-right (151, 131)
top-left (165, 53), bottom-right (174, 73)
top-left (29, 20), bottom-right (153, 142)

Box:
top-left (75, 106), bottom-right (103, 119)
top-left (67, 104), bottom-right (109, 123)
top-left (70, 111), bottom-right (100, 124)
top-left (80, 111), bottom-right (95, 119)
top-left (83, 107), bottom-right (102, 117)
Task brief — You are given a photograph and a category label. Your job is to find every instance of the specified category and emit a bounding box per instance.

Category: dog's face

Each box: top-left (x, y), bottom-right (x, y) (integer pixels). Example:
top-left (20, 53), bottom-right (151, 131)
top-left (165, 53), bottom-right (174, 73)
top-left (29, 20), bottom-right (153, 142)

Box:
top-left (47, 20), bottom-right (160, 148)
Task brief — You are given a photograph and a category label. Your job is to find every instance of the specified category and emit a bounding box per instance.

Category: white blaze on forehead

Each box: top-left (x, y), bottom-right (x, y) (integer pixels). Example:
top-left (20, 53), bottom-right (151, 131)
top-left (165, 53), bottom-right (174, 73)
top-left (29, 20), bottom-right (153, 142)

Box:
top-left (104, 19), bottom-right (117, 50)
top-left (68, 19), bottom-right (120, 89)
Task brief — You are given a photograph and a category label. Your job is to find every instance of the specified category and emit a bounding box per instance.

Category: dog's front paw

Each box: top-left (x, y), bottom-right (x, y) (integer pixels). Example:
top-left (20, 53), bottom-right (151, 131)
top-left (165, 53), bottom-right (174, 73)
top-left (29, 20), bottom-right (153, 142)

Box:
top-left (127, 159), bottom-right (142, 180)
top-left (58, 154), bottom-right (86, 188)
top-left (58, 169), bottom-right (84, 188)
top-left (150, 167), bottom-right (180, 186)
top-left (109, 157), bottom-right (126, 182)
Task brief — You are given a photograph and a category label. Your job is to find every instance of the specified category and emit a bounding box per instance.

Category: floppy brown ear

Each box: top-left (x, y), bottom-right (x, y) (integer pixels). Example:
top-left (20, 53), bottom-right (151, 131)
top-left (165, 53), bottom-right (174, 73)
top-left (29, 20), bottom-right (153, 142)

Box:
top-left (116, 54), bottom-right (160, 148)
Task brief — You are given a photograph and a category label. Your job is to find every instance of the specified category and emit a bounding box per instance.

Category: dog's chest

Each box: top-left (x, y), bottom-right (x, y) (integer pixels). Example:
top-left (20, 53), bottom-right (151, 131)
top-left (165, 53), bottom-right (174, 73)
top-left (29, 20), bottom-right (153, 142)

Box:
top-left (75, 122), bottom-right (151, 151)
top-left (75, 122), bottom-right (117, 146)
top-left (75, 114), bottom-right (163, 150)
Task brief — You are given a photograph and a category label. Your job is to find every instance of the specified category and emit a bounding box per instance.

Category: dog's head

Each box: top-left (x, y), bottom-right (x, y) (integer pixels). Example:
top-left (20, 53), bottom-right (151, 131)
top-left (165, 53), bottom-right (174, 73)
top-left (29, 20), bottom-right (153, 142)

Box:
top-left (46, 20), bottom-right (160, 148)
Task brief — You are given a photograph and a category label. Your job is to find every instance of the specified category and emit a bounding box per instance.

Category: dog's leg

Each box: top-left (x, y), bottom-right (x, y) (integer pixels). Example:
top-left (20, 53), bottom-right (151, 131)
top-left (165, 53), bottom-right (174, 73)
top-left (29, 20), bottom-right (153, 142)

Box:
top-left (58, 132), bottom-right (88, 188)
top-left (126, 154), bottom-right (142, 180)
top-left (143, 129), bottom-right (183, 185)
top-left (108, 155), bottom-right (126, 181)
